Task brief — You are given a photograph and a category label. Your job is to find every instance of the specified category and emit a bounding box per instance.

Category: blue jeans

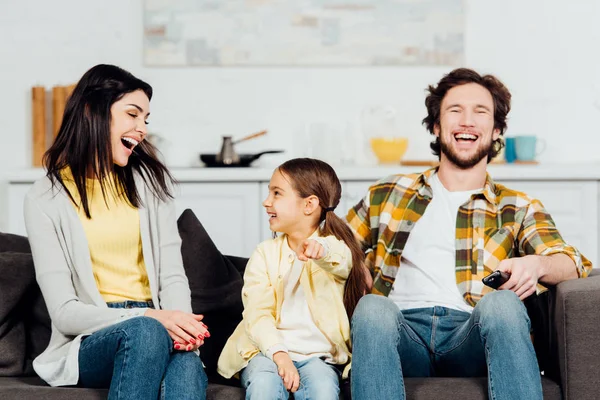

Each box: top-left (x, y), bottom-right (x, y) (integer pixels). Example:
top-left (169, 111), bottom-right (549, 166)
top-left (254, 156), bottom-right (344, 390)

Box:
top-left (241, 353), bottom-right (340, 400)
top-left (78, 301), bottom-right (208, 400)
top-left (351, 292), bottom-right (542, 400)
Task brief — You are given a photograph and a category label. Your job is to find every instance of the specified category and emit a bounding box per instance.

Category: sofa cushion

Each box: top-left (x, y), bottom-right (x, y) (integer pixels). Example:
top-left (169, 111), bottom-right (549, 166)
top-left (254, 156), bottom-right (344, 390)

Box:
top-left (178, 209), bottom-right (244, 312)
top-left (0, 375), bottom-right (561, 399)
top-left (0, 252), bottom-right (36, 376)
top-left (23, 285), bottom-right (51, 368)
top-left (177, 209), bottom-right (245, 378)
top-left (400, 377), bottom-right (561, 399)
top-left (0, 377), bottom-right (245, 400)
top-left (0, 232), bottom-right (31, 253)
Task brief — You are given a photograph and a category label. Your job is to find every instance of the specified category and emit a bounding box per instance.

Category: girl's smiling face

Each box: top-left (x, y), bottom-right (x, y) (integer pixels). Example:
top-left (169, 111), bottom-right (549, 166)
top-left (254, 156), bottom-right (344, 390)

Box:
top-left (262, 169), bottom-right (308, 235)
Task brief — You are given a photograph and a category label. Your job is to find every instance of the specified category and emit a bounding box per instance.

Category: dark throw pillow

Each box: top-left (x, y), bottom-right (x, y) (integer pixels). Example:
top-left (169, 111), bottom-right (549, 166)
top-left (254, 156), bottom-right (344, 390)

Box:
top-left (0, 252), bottom-right (36, 376)
top-left (23, 283), bottom-right (51, 374)
top-left (0, 232), bottom-right (31, 253)
top-left (177, 209), bottom-right (246, 381)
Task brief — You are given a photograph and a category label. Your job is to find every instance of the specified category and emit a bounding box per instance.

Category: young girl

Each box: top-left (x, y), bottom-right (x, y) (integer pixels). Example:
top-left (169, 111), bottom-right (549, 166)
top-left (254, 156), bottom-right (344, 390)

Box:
top-left (218, 158), bottom-right (370, 399)
top-left (24, 64), bottom-right (208, 399)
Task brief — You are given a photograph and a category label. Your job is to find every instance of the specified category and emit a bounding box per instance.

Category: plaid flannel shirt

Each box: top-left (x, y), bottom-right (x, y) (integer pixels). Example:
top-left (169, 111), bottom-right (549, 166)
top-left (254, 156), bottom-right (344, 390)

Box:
top-left (346, 168), bottom-right (592, 305)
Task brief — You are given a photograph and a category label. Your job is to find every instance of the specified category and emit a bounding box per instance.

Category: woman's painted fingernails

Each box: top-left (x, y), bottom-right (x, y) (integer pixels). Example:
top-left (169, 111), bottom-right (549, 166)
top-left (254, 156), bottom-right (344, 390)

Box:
top-left (197, 334), bottom-right (204, 340)
top-left (205, 331), bottom-right (211, 338)
top-left (174, 344), bottom-right (181, 350)
top-left (186, 345), bottom-right (192, 351)
top-left (189, 338), bottom-right (196, 344)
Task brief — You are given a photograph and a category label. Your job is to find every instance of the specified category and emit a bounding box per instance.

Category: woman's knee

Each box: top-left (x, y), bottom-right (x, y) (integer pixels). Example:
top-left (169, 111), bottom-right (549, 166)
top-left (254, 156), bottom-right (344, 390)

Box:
top-left (163, 352), bottom-right (208, 397)
top-left (118, 316), bottom-right (172, 356)
top-left (168, 352), bottom-right (207, 383)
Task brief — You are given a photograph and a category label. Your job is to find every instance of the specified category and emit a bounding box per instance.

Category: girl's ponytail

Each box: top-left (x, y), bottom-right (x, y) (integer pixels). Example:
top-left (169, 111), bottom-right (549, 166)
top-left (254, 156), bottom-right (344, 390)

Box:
top-left (277, 158), bottom-right (371, 318)
top-left (321, 211), bottom-right (370, 318)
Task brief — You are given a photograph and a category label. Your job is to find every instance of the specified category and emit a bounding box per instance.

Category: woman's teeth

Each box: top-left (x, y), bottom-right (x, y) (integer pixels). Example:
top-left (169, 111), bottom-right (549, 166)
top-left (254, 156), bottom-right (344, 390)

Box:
top-left (121, 137), bottom-right (139, 150)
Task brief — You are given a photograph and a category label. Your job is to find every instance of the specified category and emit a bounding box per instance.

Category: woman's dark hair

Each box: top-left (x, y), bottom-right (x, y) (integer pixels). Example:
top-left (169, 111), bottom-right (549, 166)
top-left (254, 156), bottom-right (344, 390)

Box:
top-left (422, 68), bottom-right (512, 162)
top-left (44, 64), bottom-right (174, 217)
top-left (278, 158), bottom-right (370, 318)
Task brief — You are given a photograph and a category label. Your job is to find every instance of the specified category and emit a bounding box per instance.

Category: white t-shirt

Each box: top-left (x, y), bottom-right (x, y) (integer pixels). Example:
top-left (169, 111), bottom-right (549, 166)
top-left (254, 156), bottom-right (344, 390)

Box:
top-left (275, 256), bottom-right (333, 362)
top-left (389, 173), bottom-right (481, 313)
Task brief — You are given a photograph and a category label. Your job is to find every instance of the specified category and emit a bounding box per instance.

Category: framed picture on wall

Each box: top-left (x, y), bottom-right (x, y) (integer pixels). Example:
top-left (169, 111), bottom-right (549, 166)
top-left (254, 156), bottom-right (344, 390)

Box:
top-left (143, 0), bottom-right (464, 67)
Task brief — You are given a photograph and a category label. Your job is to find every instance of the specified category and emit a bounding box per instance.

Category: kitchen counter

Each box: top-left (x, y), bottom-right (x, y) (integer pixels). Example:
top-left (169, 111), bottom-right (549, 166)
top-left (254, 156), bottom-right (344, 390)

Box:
top-left (3, 163), bottom-right (599, 265)
top-left (5, 163), bottom-right (600, 183)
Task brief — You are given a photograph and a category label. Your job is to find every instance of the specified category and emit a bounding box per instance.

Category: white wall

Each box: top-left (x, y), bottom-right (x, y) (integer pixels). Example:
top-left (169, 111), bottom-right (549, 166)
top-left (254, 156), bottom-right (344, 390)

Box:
top-left (1, 0), bottom-right (600, 173)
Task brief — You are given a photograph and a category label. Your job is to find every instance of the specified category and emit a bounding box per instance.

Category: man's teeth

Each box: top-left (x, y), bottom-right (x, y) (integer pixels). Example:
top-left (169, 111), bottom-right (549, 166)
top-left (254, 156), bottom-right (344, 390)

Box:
top-left (455, 133), bottom-right (477, 140)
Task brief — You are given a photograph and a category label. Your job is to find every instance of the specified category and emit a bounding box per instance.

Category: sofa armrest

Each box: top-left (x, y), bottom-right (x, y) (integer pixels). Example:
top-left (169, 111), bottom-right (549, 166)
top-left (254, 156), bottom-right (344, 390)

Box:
top-left (554, 272), bottom-right (600, 399)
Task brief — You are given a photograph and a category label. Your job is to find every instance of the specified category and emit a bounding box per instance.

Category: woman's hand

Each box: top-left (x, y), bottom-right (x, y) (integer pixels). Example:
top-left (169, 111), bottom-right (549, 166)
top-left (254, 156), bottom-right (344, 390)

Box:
top-left (145, 309), bottom-right (210, 351)
top-left (273, 351), bottom-right (300, 392)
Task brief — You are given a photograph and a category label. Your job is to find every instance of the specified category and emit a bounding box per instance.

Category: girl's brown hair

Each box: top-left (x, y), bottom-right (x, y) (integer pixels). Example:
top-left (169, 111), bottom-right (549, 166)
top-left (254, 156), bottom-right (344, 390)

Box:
top-left (278, 158), bottom-right (370, 318)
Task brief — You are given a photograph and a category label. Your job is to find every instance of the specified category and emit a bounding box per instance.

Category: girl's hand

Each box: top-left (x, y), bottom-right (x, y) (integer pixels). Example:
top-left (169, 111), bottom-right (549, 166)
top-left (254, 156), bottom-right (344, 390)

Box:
top-left (145, 309), bottom-right (210, 351)
top-left (273, 352), bottom-right (300, 392)
top-left (297, 239), bottom-right (325, 261)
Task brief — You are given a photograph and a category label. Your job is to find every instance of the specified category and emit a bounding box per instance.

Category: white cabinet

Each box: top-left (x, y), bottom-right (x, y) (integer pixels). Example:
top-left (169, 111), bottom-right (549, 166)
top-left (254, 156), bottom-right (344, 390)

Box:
top-left (174, 183), bottom-right (261, 258)
top-left (4, 181), bottom-right (264, 259)
top-left (500, 180), bottom-right (598, 266)
top-left (342, 181), bottom-right (373, 217)
top-left (6, 183), bottom-right (32, 236)
top-left (2, 171), bottom-right (599, 267)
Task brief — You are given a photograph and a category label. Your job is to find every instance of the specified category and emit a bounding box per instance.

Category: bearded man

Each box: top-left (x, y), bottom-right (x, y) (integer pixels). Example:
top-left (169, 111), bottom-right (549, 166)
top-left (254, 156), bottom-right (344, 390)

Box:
top-left (346, 68), bottom-right (592, 400)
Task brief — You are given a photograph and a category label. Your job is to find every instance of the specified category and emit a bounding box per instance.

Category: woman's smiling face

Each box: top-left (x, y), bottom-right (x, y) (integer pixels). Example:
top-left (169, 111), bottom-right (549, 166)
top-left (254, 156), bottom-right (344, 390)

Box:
top-left (110, 90), bottom-right (150, 167)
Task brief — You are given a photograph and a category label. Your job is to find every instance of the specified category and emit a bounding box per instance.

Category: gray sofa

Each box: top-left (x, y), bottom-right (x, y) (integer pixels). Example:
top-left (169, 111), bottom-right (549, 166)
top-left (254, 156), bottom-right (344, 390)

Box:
top-left (2, 217), bottom-right (600, 399)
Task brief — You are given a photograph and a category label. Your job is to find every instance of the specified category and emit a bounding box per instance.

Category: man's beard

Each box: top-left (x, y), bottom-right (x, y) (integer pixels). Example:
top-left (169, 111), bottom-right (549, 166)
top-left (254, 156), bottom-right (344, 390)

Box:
top-left (439, 135), bottom-right (493, 169)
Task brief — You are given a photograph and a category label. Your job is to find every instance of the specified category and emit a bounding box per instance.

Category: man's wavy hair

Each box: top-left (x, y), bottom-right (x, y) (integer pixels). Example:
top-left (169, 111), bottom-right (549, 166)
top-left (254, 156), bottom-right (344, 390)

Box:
top-left (422, 68), bottom-right (512, 162)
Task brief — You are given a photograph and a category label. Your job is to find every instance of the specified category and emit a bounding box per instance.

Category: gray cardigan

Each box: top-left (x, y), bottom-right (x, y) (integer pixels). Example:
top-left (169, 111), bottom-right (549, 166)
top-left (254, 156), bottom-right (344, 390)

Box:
top-left (24, 174), bottom-right (192, 386)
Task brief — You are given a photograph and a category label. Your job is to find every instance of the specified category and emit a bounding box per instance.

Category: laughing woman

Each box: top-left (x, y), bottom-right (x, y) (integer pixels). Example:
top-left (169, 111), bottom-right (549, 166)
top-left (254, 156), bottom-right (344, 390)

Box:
top-left (24, 64), bottom-right (208, 399)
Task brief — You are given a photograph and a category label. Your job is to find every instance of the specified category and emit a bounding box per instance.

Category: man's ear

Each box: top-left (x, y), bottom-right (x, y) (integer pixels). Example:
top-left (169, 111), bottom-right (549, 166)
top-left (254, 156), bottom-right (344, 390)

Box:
top-left (304, 195), bottom-right (320, 215)
top-left (492, 128), bottom-right (500, 141)
top-left (433, 123), bottom-right (440, 137)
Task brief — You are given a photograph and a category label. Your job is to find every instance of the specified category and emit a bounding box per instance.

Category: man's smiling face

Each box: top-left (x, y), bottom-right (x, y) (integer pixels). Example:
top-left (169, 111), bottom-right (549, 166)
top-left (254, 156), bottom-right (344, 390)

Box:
top-left (435, 82), bottom-right (500, 169)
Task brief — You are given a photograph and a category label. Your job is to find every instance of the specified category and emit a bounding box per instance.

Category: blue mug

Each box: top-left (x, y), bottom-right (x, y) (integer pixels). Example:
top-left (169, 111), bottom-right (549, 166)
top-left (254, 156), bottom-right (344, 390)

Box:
top-left (504, 137), bottom-right (517, 163)
top-left (514, 135), bottom-right (546, 161)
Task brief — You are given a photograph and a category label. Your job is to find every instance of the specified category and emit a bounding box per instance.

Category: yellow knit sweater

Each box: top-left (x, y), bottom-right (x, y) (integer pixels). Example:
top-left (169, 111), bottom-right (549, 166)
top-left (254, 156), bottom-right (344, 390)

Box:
top-left (61, 170), bottom-right (152, 302)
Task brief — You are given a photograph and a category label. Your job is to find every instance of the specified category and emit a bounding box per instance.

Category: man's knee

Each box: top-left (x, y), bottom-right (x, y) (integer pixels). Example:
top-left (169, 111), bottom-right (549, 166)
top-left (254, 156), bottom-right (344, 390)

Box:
top-left (475, 290), bottom-right (530, 331)
top-left (352, 294), bottom-right (402, 351)
top-left (353, 294), bottom-right (399, 328)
